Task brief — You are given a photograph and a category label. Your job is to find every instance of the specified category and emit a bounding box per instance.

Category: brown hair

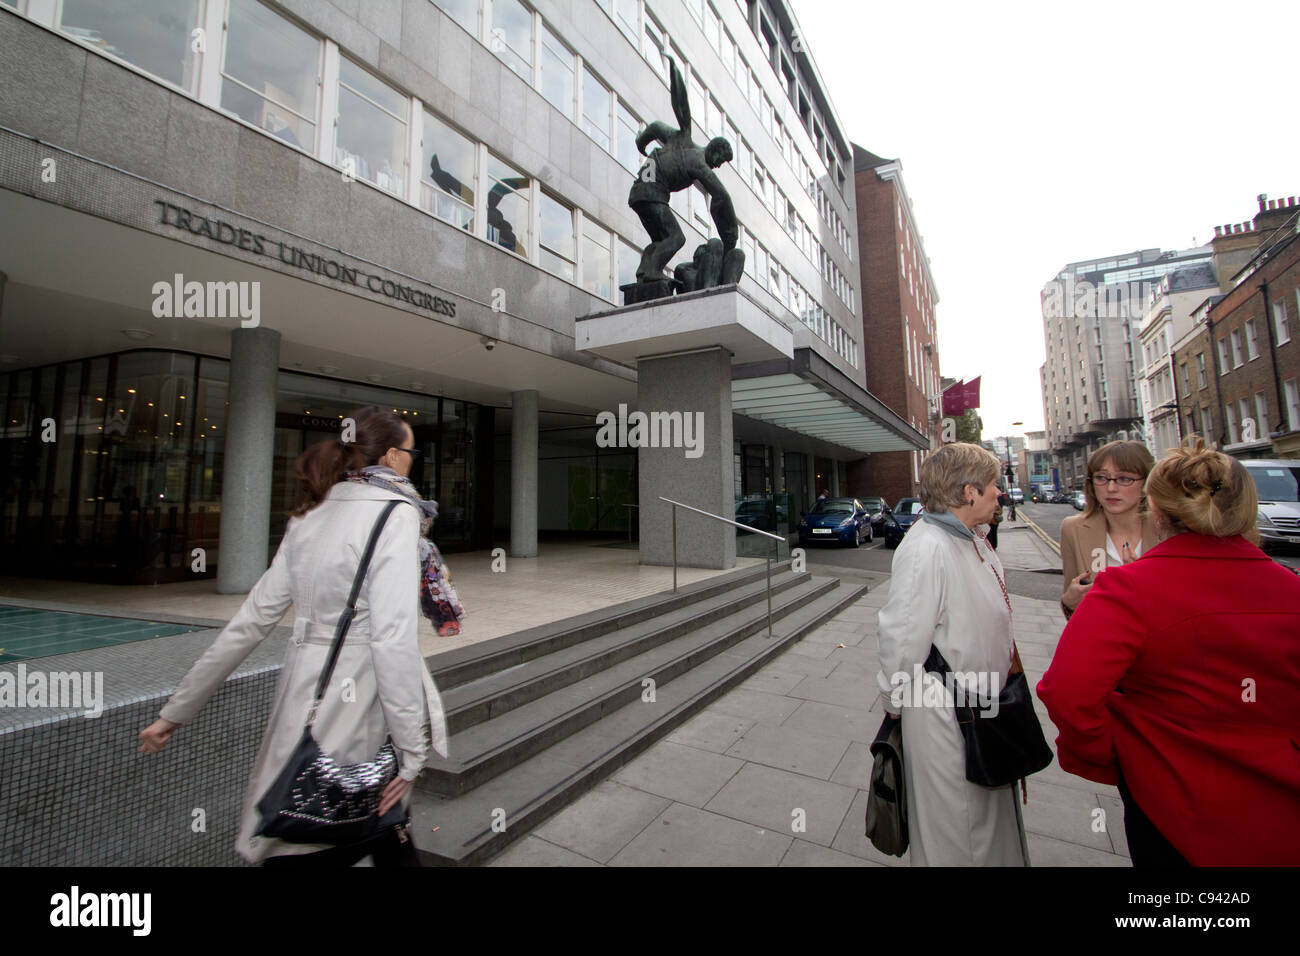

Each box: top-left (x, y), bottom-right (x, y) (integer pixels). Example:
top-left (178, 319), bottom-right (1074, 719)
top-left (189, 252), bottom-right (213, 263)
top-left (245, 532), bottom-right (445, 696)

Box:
top-left (1145, 437), bottom-right (1259, 543)
top-left (291, 406), bottom-right (409, 516)
top-left (1082, 440), bottom-right (1155, 518)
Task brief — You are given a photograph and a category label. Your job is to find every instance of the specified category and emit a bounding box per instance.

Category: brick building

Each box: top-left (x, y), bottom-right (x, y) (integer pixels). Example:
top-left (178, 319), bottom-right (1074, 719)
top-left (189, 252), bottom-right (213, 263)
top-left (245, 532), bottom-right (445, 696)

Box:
top-left (1185, 195), bottom-right (1300, 459)
top-left (845, 145), bottom-right (941, 505)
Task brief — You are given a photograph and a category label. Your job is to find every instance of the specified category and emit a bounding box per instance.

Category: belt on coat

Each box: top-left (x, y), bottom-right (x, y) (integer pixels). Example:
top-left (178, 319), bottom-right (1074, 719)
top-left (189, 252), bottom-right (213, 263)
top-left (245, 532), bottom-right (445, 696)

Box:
top-left (291, 617), bottom-right (371, 646)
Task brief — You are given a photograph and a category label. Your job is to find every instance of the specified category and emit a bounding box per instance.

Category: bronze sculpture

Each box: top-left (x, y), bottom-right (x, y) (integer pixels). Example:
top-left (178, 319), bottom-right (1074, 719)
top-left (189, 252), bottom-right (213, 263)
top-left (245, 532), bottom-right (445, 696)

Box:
top-left (625, 56), bottom-right (744, 304)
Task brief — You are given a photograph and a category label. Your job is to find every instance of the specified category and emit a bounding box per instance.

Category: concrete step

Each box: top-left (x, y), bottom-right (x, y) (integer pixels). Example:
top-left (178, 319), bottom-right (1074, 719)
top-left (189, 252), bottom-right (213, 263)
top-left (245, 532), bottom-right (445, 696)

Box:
top-left (420, 575), bottom-right (836, 796)
top-left (441, 568), bottom-right (810, 734)
top-left (409, 577), bottom-right (869, 865)
top-left (426, 563), bottom-right (777, 691)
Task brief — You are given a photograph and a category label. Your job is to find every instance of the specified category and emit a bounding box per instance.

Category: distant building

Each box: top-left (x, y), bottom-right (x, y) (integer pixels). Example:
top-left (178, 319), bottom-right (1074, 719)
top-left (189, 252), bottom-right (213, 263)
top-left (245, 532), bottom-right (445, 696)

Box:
top-left (1183, 195), bottom-right (1300, 459)
top-left (1039, 245), bottom-right (1212, 489)
top-left (845, 145), bottom-right (942, 505)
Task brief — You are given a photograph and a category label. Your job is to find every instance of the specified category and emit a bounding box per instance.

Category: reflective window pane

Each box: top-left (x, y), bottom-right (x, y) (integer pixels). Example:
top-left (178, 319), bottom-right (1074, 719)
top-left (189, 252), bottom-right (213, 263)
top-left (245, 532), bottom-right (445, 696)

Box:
top-left (61, 0), bottom-right (201, 91)
top-left (616, 101), bottom-right (640, 173)
top-left (421, 112), bottom-right (475, 230)
top-left (539, 193), bottom-right (575, 280)
top-left (432, 0), bottom-right (477, 36)
top-left (617, 237), bottom-right (640, 304)
top-left (490, 0), bottom-right (532, 82)
top-left (221, 0), bottom-right (319, 149)
top-left (487, 155), bottom-right (529, 256)
top-left (582, 68), bottom-right (611, 150)
top-left (336, 60), bottom-right (408, 196)
top-left (541, 26), bottom-right (574, 116)
top-left (582, 220), bottom-right (612, 300)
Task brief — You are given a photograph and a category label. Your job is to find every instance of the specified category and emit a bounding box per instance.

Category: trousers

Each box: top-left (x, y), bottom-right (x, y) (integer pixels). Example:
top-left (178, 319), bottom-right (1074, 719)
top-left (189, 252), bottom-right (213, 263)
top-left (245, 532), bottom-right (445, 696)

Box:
top-left (1117, 768), bottom-right (1189, 867)
top-left (262, 825), bottom-right (421, 868)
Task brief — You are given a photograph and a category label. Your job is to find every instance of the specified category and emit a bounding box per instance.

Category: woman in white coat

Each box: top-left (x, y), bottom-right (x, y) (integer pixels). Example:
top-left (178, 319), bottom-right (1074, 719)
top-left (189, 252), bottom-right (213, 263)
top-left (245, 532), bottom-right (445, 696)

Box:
top-left (875, 442), bottom-right (1028, 866)
top-left (138, 406), bottom-right (449, 866)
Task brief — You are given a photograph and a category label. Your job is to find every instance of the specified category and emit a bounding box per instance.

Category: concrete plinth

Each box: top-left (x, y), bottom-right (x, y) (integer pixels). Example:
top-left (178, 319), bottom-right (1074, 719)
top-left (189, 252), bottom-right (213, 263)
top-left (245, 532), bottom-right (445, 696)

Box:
top-left (637, 348), bottom-right (735, 569)
top-left (511, 388), bottom-right (538, 558)
top-left (216, 326), bottom-right (280, 593)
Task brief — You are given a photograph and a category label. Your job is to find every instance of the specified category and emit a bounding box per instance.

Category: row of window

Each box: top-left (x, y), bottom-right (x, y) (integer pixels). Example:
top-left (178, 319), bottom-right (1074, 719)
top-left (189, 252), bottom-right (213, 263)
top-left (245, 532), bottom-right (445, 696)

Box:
top-left (15, 0), bottom-right (856, 364)
top-left (437, 0), bottom-right (857, 356)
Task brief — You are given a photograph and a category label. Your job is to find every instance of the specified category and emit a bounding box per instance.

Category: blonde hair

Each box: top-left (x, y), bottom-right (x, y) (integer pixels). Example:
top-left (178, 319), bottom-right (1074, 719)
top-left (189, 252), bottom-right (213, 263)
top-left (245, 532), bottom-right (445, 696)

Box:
top-left (1145, 437), bottom-right (1259, 544)
top-left (920, 443), bottom-right (1001, 514)
top-left (1083, 440), bottom-right (1154, 518)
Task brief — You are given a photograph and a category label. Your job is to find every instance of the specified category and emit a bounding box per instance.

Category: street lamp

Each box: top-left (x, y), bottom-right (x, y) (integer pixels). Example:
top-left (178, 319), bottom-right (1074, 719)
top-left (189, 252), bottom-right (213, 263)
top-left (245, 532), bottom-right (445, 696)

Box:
top-left (1003, 422), bottom-right (1023, 520)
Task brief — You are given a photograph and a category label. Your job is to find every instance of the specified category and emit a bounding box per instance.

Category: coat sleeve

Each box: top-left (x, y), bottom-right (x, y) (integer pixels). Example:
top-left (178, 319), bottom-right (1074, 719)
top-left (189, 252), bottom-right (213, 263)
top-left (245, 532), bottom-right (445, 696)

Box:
top-left (875, 532), bottom-right (945, 715)
top-left (1036, 566), bottom-right (1147, 785)
top-left (1059, 517), bottom-right (1079, 620)
top-left (364, 504), bottom-right (431, 781)
top-left (159, 519), bottom-right (297, 725)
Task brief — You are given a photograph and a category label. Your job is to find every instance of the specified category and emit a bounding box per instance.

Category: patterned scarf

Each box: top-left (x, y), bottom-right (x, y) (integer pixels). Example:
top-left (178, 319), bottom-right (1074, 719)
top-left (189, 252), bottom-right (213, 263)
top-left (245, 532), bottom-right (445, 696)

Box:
top-left (344, 466), bottom-right (465, 630)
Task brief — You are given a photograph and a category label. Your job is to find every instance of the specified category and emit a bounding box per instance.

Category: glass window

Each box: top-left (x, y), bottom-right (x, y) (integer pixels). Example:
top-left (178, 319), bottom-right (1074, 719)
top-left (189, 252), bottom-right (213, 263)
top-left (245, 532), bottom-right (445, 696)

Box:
top-left (490, 0), bottom-right (532, 82)
top-left (612, 0), bottom-right (638, 44)
top-left (737, 137), bottom-right (752, 182)
top-left (616, 101), bottom-right (641, 172)
top-left (540, 25), bottom-right (574, 116)
top-left (703, 4), bottom-right (720, 50)
top-left (642, 16), bottom-right (667, 79)
top-left (720, 28), bottom-right (736, 79)
top-left (1277, 299), bottom-right (1291, 345)
top-left (1245, 318), bottom-right (1259, 360)
top-left (433, 0), bottom-right (478, 36)
top-left (60, 0), bottom-right (202, 91)
top-left (1229, 328), bottom-right (1243, 368)
top-left (336, 58), bottom-right (408, 196)
top-left (616, 236), bottom-right (640, 303)
top-left (582, 68), bottom-right (612, 150)
top-left (1286, 379), bottom-right (1300, 432)
top-left (707, 97), bottom-right (723, 139)
top-left (688, 71), bottom-right (707, 134)
top-left (1197, 353), bottom-right (1207, 388)
top-left (487, 154), bottom-right (529, 256)
top-left (686, 0), bottom-right (704, 24)
top-left (582, 219), bottom-right (613, 300)
top-left (539, 193), bottom-right (575, 281)
top-left (421, 112), bottom-right (475, 230)
top-left (220, 0), bottom-right (319, 149)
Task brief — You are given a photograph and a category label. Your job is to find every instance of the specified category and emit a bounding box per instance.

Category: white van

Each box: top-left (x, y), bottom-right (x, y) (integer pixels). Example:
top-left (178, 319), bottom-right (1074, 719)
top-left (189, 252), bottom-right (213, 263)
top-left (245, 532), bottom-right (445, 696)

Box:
top-left (1242, 460), bottom-right (1300, 549)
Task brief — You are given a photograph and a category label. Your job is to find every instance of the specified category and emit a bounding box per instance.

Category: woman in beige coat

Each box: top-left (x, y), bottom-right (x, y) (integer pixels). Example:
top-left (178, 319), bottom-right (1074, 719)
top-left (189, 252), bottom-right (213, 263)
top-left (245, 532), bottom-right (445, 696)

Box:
top-left (1059, 440), bottom-right (1159, 619)
top-left (139, 406), bottom-right (449, 866)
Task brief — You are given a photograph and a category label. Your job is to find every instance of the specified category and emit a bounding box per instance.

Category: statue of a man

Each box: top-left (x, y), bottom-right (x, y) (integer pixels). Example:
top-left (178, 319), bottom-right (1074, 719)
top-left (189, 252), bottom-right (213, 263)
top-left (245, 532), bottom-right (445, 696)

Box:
top-left (628, 56), bottom-right (742, 288)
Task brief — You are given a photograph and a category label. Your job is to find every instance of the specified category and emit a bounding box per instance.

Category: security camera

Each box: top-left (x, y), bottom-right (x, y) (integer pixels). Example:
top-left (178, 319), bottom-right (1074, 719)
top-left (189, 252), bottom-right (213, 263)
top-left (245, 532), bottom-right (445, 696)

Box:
top-left (480, 335), bottom-right (496, 351)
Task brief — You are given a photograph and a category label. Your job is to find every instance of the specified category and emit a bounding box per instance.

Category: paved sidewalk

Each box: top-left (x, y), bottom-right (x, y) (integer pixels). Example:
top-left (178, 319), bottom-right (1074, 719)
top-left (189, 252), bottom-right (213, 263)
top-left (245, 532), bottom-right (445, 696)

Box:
top-left (489, 580), bottom-right (1130, 867)
top-left (993, 515), bottom-right (1063, 572)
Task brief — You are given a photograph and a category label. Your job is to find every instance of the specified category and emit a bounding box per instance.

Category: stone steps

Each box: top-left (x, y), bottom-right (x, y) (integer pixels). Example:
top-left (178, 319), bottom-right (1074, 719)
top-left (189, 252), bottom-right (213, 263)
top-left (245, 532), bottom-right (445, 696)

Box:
top-left (409, 575), bottom-right (868, 866)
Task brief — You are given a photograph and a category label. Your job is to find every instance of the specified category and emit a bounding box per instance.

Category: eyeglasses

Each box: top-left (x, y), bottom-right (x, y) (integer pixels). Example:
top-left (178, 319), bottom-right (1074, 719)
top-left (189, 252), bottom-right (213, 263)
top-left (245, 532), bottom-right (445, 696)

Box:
top-left (1092, 473), bottom-right (1138, 487)
top-left (396, 447), bottom-right (421, 461)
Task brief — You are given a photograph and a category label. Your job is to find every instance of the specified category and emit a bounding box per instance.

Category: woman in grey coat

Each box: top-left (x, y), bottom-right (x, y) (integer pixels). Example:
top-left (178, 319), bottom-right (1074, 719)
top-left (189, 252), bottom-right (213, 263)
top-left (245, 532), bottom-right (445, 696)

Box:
top-left (139, 406), bottom-right (450, 866)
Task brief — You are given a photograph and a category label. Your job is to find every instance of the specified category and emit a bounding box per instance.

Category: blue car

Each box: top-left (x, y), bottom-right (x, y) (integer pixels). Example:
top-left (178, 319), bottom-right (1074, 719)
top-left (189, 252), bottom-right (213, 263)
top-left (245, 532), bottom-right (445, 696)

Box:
top-left (798, 497), bottom-right (873, 547)
top-left (893, 498), bottom-right (925, 536)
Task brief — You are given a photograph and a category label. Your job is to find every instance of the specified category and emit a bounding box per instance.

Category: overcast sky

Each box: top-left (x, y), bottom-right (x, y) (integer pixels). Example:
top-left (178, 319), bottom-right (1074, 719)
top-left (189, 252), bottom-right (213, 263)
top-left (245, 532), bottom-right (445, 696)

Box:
top-left (792, 0), bottom-right (1300, 442)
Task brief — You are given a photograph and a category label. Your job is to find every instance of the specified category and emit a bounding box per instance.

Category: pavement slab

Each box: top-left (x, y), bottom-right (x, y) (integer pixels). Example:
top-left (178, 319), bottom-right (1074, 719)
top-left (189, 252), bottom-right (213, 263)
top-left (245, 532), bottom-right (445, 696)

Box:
top-left (723, 721), bottom-right (852, 780)
top-left (704, 763), bottom-right (856, 847)
top-left (611, 740), bottom-right (745, 807)
top-left (608, 803), bottom-right (793, 867)
top-left (531, 780), bottom-right (671, 864)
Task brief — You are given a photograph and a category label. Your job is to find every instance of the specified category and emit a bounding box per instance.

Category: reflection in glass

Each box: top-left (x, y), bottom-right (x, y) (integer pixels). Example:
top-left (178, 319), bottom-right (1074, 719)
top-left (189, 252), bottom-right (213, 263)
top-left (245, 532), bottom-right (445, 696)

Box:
top-left (336, 59), bottom-right (407, 196)
top-left (490, 0), bottom-right (532, 81)
top-left (539, 193), bottom-right (575, 281)
top-left (541, 26), bottom-right (574, 116)
top-left (220, 0), bottom-right (319, 148)
top-left (433, 0), bottom-right (477, 36)
top-left (582, 220), bottom-right (612, 300)
top-left (616, 101), bottom-right (640, 173)
top-left (487, 155), bottom-right (529, 256)
top-left (582, 68), bottom-right (611, 150)
top-left (421, 112), bottom-right (475, 230)
top-left (61, 0), bottom-right (201, 91)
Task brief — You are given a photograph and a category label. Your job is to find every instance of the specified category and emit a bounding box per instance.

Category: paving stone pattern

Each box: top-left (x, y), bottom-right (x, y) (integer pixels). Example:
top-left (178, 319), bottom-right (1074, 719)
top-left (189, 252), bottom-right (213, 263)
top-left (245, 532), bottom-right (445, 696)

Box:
top-left (490, 584), bottom-right (1131, 867)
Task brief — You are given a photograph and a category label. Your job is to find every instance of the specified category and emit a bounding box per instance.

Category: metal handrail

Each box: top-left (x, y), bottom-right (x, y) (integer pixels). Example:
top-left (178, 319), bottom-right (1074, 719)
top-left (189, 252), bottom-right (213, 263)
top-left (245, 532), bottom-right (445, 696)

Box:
top-left (658, 496), bottom-right (784, 638)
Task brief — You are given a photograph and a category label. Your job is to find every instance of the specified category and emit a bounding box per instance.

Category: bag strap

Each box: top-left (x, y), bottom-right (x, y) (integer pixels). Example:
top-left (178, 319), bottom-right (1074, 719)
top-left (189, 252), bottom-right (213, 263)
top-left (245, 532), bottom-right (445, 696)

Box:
top-left (305, 499), bottom-right (401, 728)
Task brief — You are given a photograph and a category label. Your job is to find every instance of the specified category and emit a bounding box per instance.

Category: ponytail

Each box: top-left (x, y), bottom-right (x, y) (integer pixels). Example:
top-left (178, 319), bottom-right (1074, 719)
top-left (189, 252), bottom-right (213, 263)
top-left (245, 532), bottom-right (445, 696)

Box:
top-left (290, 406), bottom-right (408, 516)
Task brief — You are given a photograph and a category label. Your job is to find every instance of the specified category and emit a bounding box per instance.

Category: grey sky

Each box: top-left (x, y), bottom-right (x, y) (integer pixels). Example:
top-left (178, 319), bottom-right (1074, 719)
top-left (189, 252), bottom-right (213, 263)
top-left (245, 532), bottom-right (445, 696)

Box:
top-left (792, 0), bottom-right (1300, 440)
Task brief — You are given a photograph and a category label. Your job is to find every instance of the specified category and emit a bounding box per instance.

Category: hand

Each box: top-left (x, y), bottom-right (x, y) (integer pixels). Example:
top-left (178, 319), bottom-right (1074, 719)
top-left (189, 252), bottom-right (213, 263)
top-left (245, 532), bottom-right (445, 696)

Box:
top-left (1062, 572), bottom-right (1093, 611)
top-left (379, 775), bottom-right (414, 817)
top-left (138, 718), bottom-right (180, 754)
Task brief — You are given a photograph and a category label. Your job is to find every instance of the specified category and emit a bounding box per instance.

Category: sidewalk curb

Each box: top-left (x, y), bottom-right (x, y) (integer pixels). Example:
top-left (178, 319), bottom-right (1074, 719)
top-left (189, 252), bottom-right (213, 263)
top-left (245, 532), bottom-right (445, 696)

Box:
top-left (1019, 514), bottom-right (1062, 556)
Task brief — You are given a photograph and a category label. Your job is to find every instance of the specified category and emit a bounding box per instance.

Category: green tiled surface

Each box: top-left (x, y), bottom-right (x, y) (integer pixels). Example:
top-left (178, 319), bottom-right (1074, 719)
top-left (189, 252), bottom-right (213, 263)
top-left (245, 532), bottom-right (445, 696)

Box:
top-left (0, 606), bottom-right (203, 662)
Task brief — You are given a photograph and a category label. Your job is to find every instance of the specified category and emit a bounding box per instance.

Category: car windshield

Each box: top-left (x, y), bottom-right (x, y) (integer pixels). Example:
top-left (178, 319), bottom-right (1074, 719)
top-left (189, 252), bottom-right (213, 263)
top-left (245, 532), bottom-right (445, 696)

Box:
top-left (1248, 466), bottom-right (1300, 502)
top-left (861, 498), bottom-right (884, 511)
top-left (895, 500), bottom-right (923, 515)
top-left (810, 498), bottom-right (855, 515)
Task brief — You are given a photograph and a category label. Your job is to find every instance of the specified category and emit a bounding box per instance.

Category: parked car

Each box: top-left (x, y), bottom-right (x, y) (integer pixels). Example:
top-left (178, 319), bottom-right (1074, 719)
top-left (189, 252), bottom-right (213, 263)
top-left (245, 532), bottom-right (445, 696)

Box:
top-left (735, 497), bottom-right (787, 533)
top-left (1242, 460), bottom-right (1300, 550)
top-left (893, 498), bottom-right (925, 535)
top-left (879, 507), bottom-right (906, 549)
top-left (797, 497), bottom-right (873, 547)
top-left (1009, 487), bottom-right (1024, 504)
top-left (1070, 490), bottom-right (1086, 510)
top-left (1051, 489), bottom-right (1072, 504)
top-left (860, 496), bottom-right (888, 535)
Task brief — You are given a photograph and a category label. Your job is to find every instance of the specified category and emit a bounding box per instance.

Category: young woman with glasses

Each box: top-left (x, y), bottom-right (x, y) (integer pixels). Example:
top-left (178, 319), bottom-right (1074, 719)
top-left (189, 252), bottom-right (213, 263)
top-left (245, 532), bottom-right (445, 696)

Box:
top-left (1059, 440), bottom-right (1159, 619)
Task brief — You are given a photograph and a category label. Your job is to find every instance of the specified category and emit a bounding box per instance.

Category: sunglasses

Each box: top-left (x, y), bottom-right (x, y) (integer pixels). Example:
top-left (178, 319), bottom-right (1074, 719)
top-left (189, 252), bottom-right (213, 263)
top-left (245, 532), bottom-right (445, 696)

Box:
top-left (395, 447), bottom-right (421, 461)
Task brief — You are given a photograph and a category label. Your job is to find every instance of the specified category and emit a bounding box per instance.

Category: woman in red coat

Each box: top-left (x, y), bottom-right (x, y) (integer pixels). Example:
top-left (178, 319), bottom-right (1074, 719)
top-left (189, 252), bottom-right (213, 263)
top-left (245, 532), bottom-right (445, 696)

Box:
top-left (1037, 438), bottom-right (1300, 866)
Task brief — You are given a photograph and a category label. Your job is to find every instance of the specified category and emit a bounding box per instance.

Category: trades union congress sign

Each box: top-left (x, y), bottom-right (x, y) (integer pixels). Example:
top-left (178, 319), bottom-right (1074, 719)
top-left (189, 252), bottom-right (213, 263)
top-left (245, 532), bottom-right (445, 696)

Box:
top-left (153, 199), bottom-right (457, 318)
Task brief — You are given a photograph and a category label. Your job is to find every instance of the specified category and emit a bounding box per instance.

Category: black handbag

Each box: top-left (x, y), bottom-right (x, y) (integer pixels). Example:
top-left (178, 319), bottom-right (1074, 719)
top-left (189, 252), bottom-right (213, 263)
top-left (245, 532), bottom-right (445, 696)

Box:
top-left (923, 644), bottom-right (1053, 788)
top-left (864, 714), bottom-right (908, 856)
top-left (256, 499), bottom-right (410, 846)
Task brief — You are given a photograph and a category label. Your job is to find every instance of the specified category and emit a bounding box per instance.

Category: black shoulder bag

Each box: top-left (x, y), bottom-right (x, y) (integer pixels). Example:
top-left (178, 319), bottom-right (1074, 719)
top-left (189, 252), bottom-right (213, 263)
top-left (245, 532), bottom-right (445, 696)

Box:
top-left (256, 499), bottom-right (410, 846)
top-left (922, 534), bottom-right (1053, 789)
